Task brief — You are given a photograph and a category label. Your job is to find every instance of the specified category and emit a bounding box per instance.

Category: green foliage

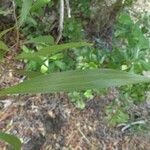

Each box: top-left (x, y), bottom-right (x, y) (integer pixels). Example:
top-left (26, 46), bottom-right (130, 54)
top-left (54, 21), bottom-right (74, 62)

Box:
top-left (70, 0), bottom-right (91, 17)
top-left (67, 10), bottom-right (150, 120)
top-left (139, 12), bottom-right (150, 35)
top-left (116, 13), bottom-right (149, 50)
top-left (63, 18), bottom-right (84, 42)
top-left (17, 41), bottom-right (92, 73)
top-left (24, 35), bottom-right (54, 45)
top-left (19, 0), bottom-right (32, 26)
top-left (68, 90), bottom-right (93, 109)
top-left (68, 91), bottom-right (86, 109)
top-left (93, 12), bottom-right (150, 73)
top-left (74, 47), bottom-right (99, 70)
top-left (18, 0), bottom-right (51, 26)
top-left (123, 0), bottom-right (137, 6)
top-left (105, 101), bottom-right (129, 126)
top-left (113, 12), bottom-right (150, 104)
top-left (120, 83), bottom-right (150, 104)
top-left (17, 42), bottom-right (92, 60)
top-left (0, 132), bottom-right (21, 150)
top-left (93, 12), bottom-right (150, 105)
top-left (31, 0), bottom-right (51, 12)
top-left (0, 69), bottom-right (149, 96)
top-left (102, 11), bottom-right (150, 126)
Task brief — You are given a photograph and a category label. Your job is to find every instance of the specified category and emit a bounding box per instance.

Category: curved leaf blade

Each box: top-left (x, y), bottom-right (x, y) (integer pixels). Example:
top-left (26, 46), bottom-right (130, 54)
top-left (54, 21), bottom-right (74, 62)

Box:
top-left (0, 69), bottom-right (149, 96)
top-left (16, 42), bottom-right (92, 59)
top-left (24, 35), bottom-right (54, 45)
top-left (0, 132), bottom-right (22, 150)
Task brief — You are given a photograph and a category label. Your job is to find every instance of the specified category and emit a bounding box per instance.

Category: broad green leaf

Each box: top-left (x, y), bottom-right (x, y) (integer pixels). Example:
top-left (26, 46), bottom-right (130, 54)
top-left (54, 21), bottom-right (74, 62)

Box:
top-left (0, 41), bottom-right (9, 59)
top-left (31, 0), bottom-right (51, 12)
top-left (0, 27), bottom-right (14, 39)
top-left (24, 35), bottom-right (54, 45)
top-left (0, 132), bottom-right (22, 150)
top-left (0, 69), bottom-right (149, 96)
top-left (19, 0), bottom-right (32, 26)
top-left (16, 42), bottom-right (93, 59)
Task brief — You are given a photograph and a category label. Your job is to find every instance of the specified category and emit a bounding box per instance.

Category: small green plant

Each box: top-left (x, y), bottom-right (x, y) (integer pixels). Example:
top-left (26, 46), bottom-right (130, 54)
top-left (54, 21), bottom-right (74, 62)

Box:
top-left (105, 103), bottom-right (129, 126)
top-left (68, 90), bottom-right (93, 109)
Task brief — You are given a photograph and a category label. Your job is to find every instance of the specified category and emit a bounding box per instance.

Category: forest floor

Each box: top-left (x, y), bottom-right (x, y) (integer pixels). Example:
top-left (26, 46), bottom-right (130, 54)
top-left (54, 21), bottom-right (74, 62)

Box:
top-left (0, 0), bottom-right (150, 150)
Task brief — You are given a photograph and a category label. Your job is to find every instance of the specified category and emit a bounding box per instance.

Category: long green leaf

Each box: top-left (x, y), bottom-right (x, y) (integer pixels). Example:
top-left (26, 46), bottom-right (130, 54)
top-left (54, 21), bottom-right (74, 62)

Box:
top-left (19, 0), bottom-right (32, 26)
top-left (24, 35), bottom-right (54, 45)
top-left (0, 132), bottom-right (22, 150)
top-left (16, 42), bottom-right (92, 59)
top-left (0, 69), bottom-right (149, 96)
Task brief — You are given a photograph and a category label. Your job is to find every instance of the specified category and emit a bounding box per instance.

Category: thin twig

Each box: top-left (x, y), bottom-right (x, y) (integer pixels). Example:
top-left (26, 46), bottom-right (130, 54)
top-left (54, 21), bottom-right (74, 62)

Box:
top-left (56, 0), bottom-right (64, 44)
top-left (77, 125), bottom-right (92, 145)
top-left (120, 120), bottom-right (146, 132)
